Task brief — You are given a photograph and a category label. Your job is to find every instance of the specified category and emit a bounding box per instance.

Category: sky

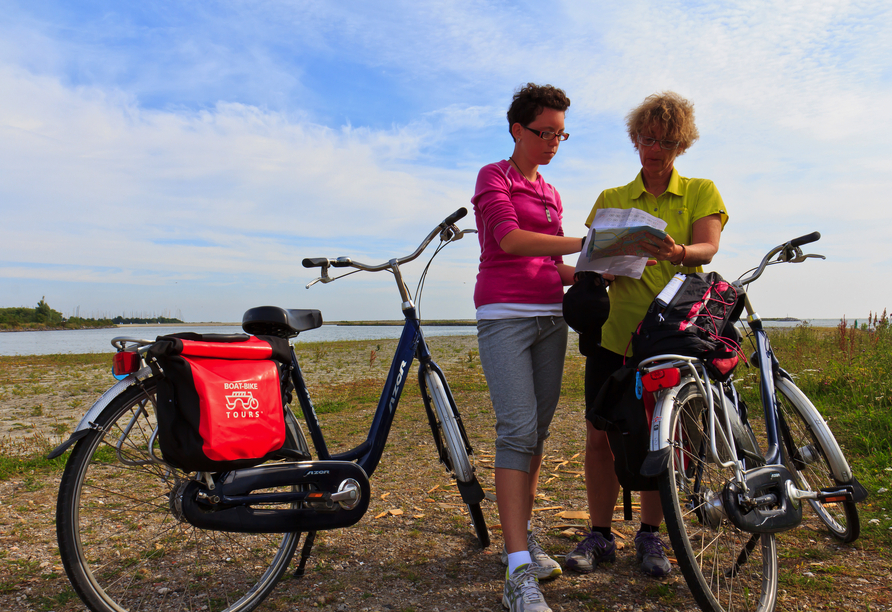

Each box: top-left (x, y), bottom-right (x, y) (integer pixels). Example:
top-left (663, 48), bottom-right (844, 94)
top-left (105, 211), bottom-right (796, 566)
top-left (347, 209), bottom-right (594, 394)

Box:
top-left (1, 0), bottom-right (891, 324)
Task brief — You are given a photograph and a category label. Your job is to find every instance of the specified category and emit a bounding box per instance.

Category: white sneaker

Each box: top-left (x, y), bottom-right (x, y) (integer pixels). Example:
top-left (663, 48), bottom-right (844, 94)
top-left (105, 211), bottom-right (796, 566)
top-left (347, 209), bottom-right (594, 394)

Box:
top-left (500, 530), bottom-right (562, 580)
top-left (502, 564), bottom-right (552, 612)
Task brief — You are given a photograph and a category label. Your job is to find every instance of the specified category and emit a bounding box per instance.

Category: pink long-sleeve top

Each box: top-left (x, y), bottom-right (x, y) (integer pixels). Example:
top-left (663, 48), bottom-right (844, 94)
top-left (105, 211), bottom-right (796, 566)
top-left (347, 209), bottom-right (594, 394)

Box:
top-left (471, 160), bottom-right (566, 311)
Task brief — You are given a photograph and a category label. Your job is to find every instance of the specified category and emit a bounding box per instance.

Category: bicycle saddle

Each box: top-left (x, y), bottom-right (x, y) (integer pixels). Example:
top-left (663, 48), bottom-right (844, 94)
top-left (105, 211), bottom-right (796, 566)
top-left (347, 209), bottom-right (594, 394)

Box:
top-left (242, 306), bottom-right (323, 338)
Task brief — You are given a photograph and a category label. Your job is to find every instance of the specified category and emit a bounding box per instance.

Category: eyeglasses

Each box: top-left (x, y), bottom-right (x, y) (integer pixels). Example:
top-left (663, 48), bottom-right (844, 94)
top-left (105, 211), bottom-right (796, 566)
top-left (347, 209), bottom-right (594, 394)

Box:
top-left (523, 125), bottom-right (570, 141)
top-left (637, 135), bottom-right (679, 150)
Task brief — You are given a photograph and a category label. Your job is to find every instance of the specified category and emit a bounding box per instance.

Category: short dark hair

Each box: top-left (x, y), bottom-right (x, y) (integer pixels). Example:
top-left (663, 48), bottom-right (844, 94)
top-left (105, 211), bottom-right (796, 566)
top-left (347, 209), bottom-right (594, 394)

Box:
top-left (507, 83), bottom-right (570, 141)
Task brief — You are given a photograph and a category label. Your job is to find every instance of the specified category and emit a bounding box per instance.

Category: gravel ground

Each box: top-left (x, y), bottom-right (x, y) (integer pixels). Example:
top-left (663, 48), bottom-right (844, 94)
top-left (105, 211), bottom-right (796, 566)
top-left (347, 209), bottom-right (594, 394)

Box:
top-left (1, 335), bottom-right (890, 611)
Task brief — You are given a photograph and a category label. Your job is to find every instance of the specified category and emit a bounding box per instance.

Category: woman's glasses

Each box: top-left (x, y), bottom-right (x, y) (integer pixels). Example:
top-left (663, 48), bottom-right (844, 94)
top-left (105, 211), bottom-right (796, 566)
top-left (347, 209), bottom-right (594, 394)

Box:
top-left (523, 126), bottom-right (570, 141)
top-left (637, 135), bottom-right (679, 150)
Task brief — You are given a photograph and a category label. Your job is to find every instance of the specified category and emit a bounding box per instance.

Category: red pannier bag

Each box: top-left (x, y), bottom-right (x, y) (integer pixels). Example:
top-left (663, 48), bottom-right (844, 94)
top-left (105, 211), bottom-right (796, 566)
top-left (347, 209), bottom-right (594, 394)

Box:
top-left (147, 333), bottom-right (292, 472)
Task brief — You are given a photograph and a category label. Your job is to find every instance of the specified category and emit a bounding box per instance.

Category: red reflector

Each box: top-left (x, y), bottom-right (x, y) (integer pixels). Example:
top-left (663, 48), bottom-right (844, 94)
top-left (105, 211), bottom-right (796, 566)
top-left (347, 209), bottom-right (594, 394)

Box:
top-left (642, 368), bottom-right (681, 393)
top-left (113, 351), bottom-right (140, 375)
top-left (822, 496), bottom-right (846, 503)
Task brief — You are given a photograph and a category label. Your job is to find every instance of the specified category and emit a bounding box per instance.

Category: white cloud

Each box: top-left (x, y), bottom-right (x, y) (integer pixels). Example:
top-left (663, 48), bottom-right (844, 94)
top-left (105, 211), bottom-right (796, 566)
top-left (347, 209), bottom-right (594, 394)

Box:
top-left (1, 0), bottom-right (891, 322)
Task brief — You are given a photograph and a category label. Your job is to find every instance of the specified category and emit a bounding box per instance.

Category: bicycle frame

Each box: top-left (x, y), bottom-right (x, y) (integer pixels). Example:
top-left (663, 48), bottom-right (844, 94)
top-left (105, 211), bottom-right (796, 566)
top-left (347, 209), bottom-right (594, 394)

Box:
top-left (295, 207), bottom-right (478, 482)
top-left (292, 305), bottom-right (450, 477)
top-left (642, 232), bottom-right (858, 533)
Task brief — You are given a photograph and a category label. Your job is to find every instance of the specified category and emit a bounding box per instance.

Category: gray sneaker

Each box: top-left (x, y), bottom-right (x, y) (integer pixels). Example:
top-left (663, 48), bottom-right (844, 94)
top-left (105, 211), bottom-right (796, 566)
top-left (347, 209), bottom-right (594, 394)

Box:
top-left (500, 530), bottom-right (562, 580)
top-left (502, 563), bottom-right (553, 612)
top-left (564, 530), bottom-right (616, 573)
top-left (634, 530), bottom-right (671, 577)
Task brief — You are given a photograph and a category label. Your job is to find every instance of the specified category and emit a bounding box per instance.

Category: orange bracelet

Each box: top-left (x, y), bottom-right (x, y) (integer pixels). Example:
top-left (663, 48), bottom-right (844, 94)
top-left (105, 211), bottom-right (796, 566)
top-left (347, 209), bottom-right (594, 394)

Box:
top-left (671, 244), bottom-right (686, 266)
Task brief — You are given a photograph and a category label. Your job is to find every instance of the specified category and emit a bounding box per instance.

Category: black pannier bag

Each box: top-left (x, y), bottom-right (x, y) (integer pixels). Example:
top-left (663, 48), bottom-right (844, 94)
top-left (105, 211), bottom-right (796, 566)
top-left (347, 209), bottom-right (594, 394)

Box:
top-left (585, 365), bottom-right (659, 493)
top-left (630, 271), bottom-right (744, 381)
top-left (587, 272), bottom-right (744, 506)
top-left (147, 332), bottom-right (292, 472)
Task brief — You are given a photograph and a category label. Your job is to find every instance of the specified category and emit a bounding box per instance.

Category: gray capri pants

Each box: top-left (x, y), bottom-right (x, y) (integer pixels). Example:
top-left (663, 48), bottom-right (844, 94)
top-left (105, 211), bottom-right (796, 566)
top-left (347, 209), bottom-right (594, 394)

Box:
top-left (477, 316), bottom-right (568, 472)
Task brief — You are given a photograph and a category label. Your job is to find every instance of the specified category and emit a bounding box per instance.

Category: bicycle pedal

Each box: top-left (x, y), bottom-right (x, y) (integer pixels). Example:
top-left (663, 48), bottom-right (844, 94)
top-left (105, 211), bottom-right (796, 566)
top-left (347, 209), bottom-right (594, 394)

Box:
top-left (817, 486), bottom-right (854, 504)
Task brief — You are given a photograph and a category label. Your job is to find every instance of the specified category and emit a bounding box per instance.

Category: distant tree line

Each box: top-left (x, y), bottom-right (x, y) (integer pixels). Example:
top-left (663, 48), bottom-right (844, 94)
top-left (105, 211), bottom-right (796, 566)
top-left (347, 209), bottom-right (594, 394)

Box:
top-left (0, 298), bottom-right (182, 331)
top-left (112, 315), bottom-right (184, 325)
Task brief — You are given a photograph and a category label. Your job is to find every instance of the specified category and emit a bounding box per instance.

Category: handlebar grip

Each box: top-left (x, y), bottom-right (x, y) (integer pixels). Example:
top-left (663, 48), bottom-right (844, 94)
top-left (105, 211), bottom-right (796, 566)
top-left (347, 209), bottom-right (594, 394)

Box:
top-left (442, 207), bottom-right (468, 226)
top-left (790, 231), bottom-right (821, 247)
top-left (302, 258), bottom-right (329, 268)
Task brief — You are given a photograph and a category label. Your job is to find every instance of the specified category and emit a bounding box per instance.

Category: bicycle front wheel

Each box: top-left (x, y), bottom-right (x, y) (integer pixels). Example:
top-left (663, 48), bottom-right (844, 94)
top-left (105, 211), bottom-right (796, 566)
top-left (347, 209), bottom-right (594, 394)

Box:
top-left (775, 377), bottom-right (860, 543)
top-left (659, 382), bottom-right (778, 612)
top-left (56, 377), bottom-right (304, 612)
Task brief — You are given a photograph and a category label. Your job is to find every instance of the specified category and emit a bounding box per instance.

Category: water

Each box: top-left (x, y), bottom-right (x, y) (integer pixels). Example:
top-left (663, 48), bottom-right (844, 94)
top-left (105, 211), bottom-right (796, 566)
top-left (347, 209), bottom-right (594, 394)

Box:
top-left (0, 318), bottom-right (851, 357)
top-left (0, 324), bottom-right (478, 357)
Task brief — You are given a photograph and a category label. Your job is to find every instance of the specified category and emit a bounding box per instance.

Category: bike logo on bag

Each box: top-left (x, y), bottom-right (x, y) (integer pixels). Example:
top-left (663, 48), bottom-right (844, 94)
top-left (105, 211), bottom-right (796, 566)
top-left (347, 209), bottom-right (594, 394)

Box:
top-left (225, 389), bottom-right (261, 417)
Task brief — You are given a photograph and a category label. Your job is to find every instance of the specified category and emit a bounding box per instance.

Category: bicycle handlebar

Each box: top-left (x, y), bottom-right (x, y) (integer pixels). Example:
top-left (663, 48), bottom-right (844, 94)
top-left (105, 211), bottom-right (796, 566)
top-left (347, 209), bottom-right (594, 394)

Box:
top-left (442, 207), bottom-right (467, 227)
top-left (789, 231), bottom-right (821, 248)
top-left (736, 230), bottom-right (824, 287)
top-left (303, 208), bottom-right (471, 286)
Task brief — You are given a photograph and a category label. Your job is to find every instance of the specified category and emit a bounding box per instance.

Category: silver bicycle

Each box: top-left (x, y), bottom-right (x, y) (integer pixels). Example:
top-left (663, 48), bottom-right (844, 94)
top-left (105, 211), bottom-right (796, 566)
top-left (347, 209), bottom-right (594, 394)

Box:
top-left (639, 232), bottom-right (865, 612)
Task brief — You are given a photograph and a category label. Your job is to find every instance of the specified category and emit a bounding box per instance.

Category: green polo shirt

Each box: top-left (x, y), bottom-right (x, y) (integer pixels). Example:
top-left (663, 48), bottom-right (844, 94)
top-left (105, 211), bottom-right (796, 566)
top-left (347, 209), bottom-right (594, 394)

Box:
top-left (585, 169), bottom-right (729, 356)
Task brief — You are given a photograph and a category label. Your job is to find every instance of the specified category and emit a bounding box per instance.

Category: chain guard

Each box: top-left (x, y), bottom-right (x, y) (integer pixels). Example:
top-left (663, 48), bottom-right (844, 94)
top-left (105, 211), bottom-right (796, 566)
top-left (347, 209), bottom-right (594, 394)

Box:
top-left (180, 460), bottom-right (370, 533)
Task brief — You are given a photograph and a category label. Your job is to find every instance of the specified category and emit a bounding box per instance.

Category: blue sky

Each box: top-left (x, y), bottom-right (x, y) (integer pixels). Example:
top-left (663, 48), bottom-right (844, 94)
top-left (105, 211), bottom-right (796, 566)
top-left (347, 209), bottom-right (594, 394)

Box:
top-left (1, 1), bottom-right (890, 323)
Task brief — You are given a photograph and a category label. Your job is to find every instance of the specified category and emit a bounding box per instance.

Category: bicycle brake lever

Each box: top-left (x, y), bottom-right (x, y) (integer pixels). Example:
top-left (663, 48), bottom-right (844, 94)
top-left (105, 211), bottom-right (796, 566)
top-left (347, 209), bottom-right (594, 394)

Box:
top-left (305, 265), bottom-right (333, 288)
top-left (790, 253), bottom-right (826, 263)
top-left (449, 227), bottom-right (478, 242)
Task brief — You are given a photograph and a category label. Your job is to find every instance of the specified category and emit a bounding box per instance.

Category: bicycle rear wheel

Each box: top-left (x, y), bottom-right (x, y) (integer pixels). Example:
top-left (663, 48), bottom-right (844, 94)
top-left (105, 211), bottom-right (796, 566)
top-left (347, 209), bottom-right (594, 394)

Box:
top-left (56, 377), bottom-right (306, 612)
top-left (775, 377), bottom-right (860, 543)
top-left (659, 382), bottom-right (778, 612)
top-left (422, 367), bottom-right (490, 548)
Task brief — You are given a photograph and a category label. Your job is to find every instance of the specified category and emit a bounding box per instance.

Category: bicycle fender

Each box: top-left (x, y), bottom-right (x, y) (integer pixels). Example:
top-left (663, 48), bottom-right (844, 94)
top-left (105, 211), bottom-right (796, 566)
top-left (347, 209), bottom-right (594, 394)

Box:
top-left (775, 376), bottom-right (854, 484)
top-left (47, 366), bottom-right (154, 459)
top-left (456, 476), bottom-right (485, 505)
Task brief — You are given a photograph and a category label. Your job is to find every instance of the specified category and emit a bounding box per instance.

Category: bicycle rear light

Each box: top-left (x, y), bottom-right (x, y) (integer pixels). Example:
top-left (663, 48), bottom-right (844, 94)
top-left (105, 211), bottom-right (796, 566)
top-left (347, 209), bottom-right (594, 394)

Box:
top-left (113, 351), bottom-right (140, 376)
top-left (642, 368), bottom-right (680, 393)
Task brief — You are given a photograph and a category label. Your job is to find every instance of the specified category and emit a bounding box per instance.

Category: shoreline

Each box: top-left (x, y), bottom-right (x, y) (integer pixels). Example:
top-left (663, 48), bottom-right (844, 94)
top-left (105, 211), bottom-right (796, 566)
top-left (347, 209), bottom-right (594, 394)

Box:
top-left (1, 320), bottom-right (479, 332)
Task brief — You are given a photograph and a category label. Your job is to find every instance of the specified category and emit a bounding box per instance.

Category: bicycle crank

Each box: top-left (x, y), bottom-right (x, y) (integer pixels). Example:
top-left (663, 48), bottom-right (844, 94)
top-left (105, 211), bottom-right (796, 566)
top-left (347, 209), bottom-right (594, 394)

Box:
top-left (179, 460), bottom-right (371, 533)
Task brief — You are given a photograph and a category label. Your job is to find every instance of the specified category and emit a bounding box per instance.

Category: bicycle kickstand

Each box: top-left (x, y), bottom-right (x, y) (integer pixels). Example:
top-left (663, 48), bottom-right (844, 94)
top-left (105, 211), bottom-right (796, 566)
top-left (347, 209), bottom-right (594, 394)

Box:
top-left (293, 531), bottom-right (317, 578)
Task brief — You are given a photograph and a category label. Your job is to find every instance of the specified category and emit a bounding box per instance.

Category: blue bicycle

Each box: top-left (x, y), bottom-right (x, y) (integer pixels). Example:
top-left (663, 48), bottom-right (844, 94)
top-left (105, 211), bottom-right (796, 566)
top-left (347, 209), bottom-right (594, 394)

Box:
top-left (52, 209), bottom-right (487, 612)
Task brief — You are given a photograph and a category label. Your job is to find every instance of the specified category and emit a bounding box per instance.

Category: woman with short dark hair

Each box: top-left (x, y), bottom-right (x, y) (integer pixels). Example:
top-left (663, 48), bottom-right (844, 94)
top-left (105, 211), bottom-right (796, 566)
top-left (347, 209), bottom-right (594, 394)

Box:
top-left (472, 83), bottom-right (582, 612)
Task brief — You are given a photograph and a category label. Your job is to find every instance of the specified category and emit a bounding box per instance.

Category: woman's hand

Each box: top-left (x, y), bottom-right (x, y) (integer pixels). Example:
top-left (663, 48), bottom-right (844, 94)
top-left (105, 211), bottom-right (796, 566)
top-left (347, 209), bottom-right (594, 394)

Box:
top-left (640, 234), bottom-right (683, 264)
top-left (640, 214), bottom-right (722, 267)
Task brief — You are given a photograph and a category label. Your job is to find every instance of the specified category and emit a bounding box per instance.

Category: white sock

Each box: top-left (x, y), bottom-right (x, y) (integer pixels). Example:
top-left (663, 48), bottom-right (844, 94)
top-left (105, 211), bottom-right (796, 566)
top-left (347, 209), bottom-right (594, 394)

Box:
top-left (507, 551), bottom-right (533, 575)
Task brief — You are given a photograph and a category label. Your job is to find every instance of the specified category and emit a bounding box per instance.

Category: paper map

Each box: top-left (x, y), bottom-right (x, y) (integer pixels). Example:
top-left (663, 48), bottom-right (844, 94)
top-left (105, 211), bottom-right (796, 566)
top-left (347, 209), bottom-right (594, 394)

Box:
top-left (575, 208), bottom-right (669, 279)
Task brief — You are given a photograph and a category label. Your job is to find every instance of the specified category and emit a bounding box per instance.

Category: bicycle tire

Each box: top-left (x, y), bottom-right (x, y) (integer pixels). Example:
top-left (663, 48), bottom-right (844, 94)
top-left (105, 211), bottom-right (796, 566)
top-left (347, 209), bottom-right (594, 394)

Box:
top-left (56, 377), bottom-right (307, 612)
top-left (422, 368), bottom-right (490, 547)
top-left (659, 382), bottom-right (778, 612)
top-left (775, 377), bottom-right (860, 543)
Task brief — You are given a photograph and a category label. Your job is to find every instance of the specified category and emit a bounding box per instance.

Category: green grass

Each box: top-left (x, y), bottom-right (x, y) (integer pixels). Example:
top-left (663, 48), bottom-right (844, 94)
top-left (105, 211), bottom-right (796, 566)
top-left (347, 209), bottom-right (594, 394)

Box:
top-left (0, 435), bottom-right (68, 479)
top-left (738, 314), bottom-right (892, 546)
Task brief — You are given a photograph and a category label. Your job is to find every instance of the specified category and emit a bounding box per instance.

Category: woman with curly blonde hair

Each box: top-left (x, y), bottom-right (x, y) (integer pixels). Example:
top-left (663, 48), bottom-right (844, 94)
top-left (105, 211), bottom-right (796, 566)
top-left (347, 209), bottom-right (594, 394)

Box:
top-left (564, 92), bottom-right (729, 578)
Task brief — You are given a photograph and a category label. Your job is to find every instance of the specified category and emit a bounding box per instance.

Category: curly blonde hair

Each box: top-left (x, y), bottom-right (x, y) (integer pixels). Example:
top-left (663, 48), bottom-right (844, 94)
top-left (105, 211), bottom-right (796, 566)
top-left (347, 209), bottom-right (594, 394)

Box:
top-left (626, 92), bottom-right (699, 154)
